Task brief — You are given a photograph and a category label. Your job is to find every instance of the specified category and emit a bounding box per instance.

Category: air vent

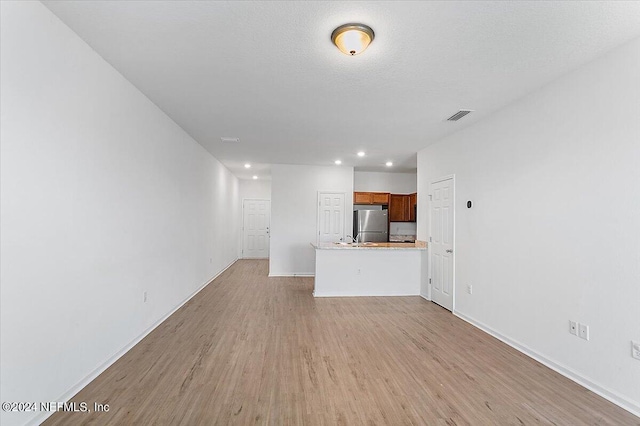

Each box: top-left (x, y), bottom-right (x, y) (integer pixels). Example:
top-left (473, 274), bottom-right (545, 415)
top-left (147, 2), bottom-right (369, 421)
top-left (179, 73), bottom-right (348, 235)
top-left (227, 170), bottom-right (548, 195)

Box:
top-left (447, 110), bottom-right (474, 121)
top-left (220, 137), bottom-right (240, 143)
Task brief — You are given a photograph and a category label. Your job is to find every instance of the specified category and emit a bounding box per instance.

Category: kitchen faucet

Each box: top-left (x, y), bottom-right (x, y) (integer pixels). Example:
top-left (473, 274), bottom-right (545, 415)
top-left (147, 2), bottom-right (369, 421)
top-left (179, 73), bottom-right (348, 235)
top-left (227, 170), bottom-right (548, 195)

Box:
top-left (345, 234), bottom-right (360, 243)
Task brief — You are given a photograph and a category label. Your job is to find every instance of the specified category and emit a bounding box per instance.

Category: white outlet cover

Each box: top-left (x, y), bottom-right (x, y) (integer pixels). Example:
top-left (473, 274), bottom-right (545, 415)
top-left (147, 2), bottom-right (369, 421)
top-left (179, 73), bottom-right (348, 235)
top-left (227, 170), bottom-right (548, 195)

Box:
top-left (578, 324), bottom-right (589, 340)
top-left (632, 341), bottom-right (640, 360)
top-left (569, 321), bottom-right (577, 336)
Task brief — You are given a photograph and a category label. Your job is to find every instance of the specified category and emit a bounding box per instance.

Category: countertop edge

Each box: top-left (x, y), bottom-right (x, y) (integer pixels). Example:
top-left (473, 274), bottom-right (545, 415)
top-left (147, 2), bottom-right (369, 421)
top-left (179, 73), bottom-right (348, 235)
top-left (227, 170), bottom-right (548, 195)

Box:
top-left (311, 241), bottom-right (427, 250)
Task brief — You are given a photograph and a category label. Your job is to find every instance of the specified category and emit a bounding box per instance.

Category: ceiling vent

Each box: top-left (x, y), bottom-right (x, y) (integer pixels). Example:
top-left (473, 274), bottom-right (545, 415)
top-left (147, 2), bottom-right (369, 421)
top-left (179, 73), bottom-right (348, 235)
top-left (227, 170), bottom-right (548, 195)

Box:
top-left (220, 137), bottom-right (240, 143)
top-left (446, 110), bottom-right (474, 121)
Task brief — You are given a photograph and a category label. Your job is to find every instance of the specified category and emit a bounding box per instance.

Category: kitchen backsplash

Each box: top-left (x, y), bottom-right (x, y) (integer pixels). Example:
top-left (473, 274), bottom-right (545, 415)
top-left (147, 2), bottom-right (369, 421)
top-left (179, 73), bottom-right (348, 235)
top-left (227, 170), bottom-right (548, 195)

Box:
top-left (390, 222), bottom-right (416, 236)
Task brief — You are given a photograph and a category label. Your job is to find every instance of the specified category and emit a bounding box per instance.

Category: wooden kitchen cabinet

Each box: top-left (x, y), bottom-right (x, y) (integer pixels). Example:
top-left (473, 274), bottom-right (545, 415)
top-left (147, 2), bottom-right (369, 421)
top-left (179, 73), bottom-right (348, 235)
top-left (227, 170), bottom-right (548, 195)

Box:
top-left (371, 192), bottom-right (390, 205)
top-left (353, 192), bottom-right (390, 205)
top-left (389, 193), bottom-right (417, 222)
top-left (389, 194), bottom-right (410, 221)
top-left (354, 192), bottom-right (372, 204)
top-left (409, 193), bottom-right (417, 222)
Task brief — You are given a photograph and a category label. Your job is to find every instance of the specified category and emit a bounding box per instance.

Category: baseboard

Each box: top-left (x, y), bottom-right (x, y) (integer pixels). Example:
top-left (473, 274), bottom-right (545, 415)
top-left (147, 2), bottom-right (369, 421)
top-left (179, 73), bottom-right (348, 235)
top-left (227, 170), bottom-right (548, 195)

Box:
top-left (453, 311), bottom-right (640, 418)
top-left (268, 273), bottom-right (315, 277)
top-left (419, 294), bottom-right (430, 301)
top-left (26, 258), bottom-right (238, 426)
top-left (314, 292), bottom-right (420, 298)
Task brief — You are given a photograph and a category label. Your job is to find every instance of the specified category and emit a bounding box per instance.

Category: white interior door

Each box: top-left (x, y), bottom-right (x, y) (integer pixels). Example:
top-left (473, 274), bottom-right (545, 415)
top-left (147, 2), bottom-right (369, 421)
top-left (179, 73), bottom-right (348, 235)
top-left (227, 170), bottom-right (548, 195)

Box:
top-left (430, 177), bottom-right (454, 311)
top-left (243, 199), bottom-right (270, 258)
top-left (317, 192), bottom-right (345, 243)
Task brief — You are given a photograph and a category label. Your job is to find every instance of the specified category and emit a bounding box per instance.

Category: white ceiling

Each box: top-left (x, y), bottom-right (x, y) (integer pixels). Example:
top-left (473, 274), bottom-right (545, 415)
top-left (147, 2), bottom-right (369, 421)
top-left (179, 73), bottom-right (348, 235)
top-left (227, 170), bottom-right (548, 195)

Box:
top-left (43, 1), bottom-right (640, 179)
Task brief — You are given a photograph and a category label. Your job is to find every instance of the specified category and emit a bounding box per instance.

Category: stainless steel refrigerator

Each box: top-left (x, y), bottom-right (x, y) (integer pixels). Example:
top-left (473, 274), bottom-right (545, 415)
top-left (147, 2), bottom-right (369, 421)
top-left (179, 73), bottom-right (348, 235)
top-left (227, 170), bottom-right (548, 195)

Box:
top-left (353, 210), bottom-right (389, 242)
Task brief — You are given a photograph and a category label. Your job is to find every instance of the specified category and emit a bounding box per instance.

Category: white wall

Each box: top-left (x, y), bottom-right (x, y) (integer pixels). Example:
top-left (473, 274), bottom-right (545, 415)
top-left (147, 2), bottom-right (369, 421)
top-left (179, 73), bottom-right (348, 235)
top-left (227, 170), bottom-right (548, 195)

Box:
top-left (354, 204), bottom-right (382, 211)
top-left (270, 165), bottom-right (353, 276)
top-left (390, 222), bottom-right (417, 236)
top-left (239, 179), bottom-right (272, 200)
top-left (0, 3), bottom-right (239, 426)
top-left (417, 36), bottom-right (640, 415)
top-left (238, 179), bottom-right (272, 258)
top-left (354, 171), bottom-right (417, 193)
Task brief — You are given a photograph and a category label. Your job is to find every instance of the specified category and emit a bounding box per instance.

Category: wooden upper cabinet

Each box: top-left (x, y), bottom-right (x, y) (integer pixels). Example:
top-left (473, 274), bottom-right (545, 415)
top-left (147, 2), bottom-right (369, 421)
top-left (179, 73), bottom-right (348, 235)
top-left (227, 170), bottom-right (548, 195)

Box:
top-left (390, 193), bottom-right (417, 222)
top-left (389, 194), bottom-right (409, 221)
top-left (409, 193), bottom-right (417, 222)
top-left (371, 192), bottom-right (390, 205)
top-left (355, 191), bottom-right (415, 221)
top-left (353, 192), bottom-right (390, 205)
top-left (354, 192), bottom-right (373, 204)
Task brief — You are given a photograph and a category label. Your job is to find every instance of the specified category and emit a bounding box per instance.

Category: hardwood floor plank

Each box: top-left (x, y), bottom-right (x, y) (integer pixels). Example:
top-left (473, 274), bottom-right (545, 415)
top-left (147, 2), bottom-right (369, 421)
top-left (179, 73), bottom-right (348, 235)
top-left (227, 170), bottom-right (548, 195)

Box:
top-left (43, 260), bottom-right (638, 425)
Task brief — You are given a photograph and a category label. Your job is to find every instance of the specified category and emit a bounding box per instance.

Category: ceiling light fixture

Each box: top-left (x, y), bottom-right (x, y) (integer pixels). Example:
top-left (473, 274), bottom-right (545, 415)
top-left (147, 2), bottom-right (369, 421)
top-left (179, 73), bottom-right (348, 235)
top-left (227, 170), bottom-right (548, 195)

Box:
top-left (386, 161), bottom-right (393, 167)
top-left (252, 175), bottom-right (258, 180)
top-left (357, 151), bottom-right (365, 157)
top-left (335, 160), bottom-right (342, 165)
top-left (244, 163), bottom-right (251, 168)
top-left (331, 23), bottom-right (375, 56)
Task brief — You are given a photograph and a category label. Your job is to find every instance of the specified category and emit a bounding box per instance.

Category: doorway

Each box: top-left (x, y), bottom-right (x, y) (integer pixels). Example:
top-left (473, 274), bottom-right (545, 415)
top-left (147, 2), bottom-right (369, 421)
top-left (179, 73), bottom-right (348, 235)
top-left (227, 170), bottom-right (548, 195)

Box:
top-left (242, 199), bottom-right (270, 258)
top-left (429, 176), bottom-right (455, 311)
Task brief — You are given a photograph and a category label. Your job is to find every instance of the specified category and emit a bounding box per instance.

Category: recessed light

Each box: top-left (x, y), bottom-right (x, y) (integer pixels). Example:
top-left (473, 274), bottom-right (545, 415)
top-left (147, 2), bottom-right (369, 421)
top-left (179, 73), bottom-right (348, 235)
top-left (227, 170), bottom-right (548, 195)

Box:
top-left (335, 160), bottom-right (342, 165)
top-left (357, 151), bottom-right (365, 157)
top-left (386, 161), bottom-right (393, 167)
top-left (252, 175), bottom-right (258, 180)
top-left (244, 163), bottom-right (251, 168)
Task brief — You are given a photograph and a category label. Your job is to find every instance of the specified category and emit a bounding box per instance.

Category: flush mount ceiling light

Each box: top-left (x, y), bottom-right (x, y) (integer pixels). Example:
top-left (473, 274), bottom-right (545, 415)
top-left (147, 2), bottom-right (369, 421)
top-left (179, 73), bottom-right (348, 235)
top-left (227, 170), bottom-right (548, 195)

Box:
top-left (331, 23), bottom-right (375, 56)
top-left (252, 175), bottom-right (258, 180)
top-left (385, 161), bottom-right (393, 167)
top-left (334, 160), bottom-right (342, 165)
top-left (244, 163), bottom-right (251, 168)
top-left (357, 151), bottom-right (366, 157)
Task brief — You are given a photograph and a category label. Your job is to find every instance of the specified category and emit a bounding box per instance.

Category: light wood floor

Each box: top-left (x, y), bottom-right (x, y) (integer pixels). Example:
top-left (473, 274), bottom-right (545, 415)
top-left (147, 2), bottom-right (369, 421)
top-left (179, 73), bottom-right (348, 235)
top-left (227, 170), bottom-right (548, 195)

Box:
top-left (45, 260), bottom-right (638, 425)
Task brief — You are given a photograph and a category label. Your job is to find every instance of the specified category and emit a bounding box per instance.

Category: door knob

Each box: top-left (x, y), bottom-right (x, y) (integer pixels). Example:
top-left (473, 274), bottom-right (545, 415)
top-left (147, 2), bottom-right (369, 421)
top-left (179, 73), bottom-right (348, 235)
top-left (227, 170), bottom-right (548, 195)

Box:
top-left (446, 249), bottom-right (453, 253)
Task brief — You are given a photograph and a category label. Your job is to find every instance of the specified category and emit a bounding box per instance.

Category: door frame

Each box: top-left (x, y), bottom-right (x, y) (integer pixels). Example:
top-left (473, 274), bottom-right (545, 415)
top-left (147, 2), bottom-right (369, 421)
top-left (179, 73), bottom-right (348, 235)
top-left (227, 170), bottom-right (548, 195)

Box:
top-left (242, 198), bottom-right (271, 259)
top-left (428, 175), bottom-right (455, 312)
top-left (316, 191), bottom-right (346, 244)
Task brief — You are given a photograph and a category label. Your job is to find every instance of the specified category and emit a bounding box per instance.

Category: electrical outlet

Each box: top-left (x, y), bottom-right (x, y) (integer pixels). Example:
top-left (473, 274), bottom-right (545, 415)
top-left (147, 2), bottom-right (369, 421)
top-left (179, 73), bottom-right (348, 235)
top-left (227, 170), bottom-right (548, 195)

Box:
top-left (569, 321), bottom-right (577, 336)
top-left (356, 268), bottom-right (361, 275)
top-left (467, 285), bottom-right (473, 294)
top-left (143, 291), bottom-right (148, 303)
top-left (578, 324), bottom-right (589, 340)
top-left (632, 341), bottom-right (640, 360)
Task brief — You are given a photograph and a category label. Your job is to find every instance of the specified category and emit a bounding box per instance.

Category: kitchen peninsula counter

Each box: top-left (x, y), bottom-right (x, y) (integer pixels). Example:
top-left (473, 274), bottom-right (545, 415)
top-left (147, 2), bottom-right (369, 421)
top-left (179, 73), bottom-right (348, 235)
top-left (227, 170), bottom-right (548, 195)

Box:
top-left (312, 241), bottom-right (428, 297)
top-left (311, 241), bottom-right (426, 250)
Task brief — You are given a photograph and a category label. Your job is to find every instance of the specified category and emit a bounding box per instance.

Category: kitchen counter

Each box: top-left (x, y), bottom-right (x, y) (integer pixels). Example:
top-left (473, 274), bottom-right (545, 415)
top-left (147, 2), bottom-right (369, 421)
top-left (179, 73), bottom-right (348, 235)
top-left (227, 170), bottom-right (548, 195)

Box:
top-left (311, 241), bottom-right (426, 250)
top-left (312, 240), bottom-right (428, 297)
